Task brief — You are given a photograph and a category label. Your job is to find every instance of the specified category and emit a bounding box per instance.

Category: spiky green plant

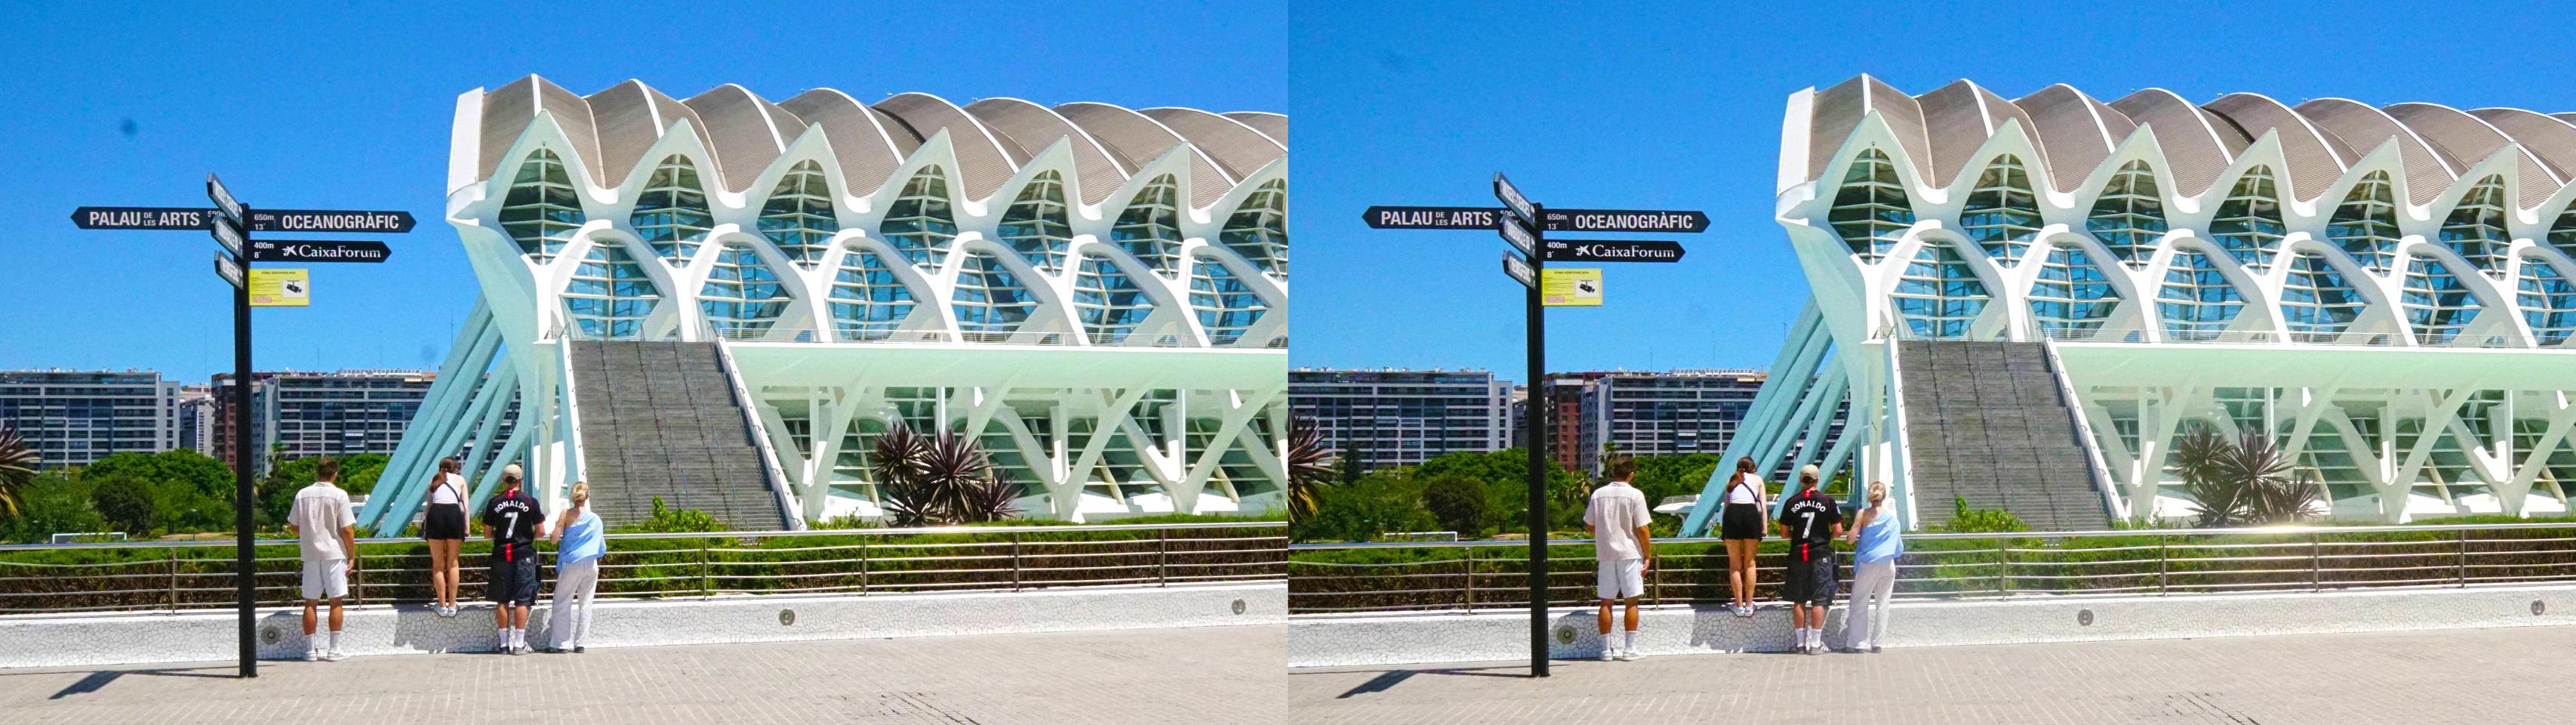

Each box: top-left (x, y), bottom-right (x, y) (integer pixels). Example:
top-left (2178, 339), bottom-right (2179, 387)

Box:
top-left (2170, 427), bottom-right (2316, 526)
top-left (0, 423), bottom-right (36, 519)
top-left (1286, 417), bottom-right (1334, 523)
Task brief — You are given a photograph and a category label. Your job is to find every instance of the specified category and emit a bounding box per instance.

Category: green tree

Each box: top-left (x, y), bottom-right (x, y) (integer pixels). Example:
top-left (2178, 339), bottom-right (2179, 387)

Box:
top-left (89, 476), bottom-right (158, 535)
top-left (1294, 469), bottom-right (1435, 542)
top-left (80, 450), bottom-right (237, 534)
top-left (0, 473), bottom-right (105, 543)
top-left (1420, 474), bottom-right (1493, 537)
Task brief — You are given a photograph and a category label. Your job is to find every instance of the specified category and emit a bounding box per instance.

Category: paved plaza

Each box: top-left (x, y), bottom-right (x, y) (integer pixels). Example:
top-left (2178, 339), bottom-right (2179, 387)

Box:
top-left (2, 625), bottom-right (1282, 724)
top-left (1291, 625), bottom-right (2576, 724)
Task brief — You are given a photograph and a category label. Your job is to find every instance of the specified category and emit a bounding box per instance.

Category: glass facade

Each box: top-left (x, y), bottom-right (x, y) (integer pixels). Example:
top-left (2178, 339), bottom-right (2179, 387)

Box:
top-left (2402, 254), bottom-right (2482, 345)
top-left (499, 149), bottom-right (583, 262)
top-left (2209, 166), bottom-right (2286, 273)
top-left (2279, 251), bottom-right (2365, 342)
top-left (1827, 149), bottom-right (1913, 261)
top-left (2157, 251), bottom-right (2242, 341)
top-left (1188, 257), bottom-right (1267, 346)
top-left (699, 242), bottom-right (790, 338)
top-left (997, 170), bottom-right (1075, 274)
top-left (2552, 201), bottom-right (2576, 259)
top-left (2440, 176), bottom-right (2511, 274)
top-left (1960, 155), bottom-right (2041, 265)
top-left (882, 166), bottom-right (959, 268)
top-left (1073, 254), bottom-right (1154, 344)
top-left (2088, 160), bottom-right (2168, 267)
top-left (759, 160), bottom-right (839, 268)
top-left (563, 241), bottom-right (660, 339)
top-left (1113, 174), bottom-right (1186, 276)
top-left (828, 250), bottom-right (919, 341)
top-left (632, 155), bottom-right (712, 262)
top-left (949, 250), bottom-right (1038, 341)
top-left (1221, 178), bottom-right (1288, 278)
top-left (1891, 240), bottom-right (1989, 339)
top-left (2328, 171), bottom-right (2403, 275)
top-left (2029, 246), bottom-right (2120, 337)
top-left (2519, 257), bottom-right (2576, 347)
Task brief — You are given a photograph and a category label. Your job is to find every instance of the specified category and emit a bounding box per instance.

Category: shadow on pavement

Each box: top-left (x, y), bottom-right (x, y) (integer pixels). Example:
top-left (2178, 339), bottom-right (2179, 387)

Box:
top-left (45, 666), bottom-right (234, 699)
top-left (1334, 665), bottom-right (1529, 698)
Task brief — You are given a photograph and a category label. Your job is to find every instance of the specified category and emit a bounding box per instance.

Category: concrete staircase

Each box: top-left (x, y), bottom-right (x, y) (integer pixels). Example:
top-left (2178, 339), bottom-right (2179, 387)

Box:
top-left (1897, 341), bottom-right (2112, 531)
top-left (567, 341), bottom-right (789, 530)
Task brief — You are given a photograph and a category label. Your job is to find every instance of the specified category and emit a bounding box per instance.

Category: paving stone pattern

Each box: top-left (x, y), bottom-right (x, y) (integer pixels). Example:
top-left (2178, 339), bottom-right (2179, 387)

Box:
top-left (1291, 625), bottom-right (2576, 724)
top-left (2, 625), bottom-right (1283, 724)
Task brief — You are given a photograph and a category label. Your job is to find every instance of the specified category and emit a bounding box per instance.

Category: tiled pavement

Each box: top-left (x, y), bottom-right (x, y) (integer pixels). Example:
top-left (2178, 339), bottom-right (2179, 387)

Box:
top-left (1290, 625), bottom-right (2576, 724)
top-left (2, 625), bottom-right (1282, 724)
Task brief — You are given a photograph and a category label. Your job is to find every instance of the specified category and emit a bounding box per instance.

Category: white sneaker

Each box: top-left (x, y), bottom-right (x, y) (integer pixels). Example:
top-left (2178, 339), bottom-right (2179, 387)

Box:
top-left (325, 649), bottom-right (347, 662)
top-left (303, 649), bottom-right (319, 662)
top-left (1599, 647), bottom-right (1617, 662)
top-left (1617, 648), bottom-right (1643, 662)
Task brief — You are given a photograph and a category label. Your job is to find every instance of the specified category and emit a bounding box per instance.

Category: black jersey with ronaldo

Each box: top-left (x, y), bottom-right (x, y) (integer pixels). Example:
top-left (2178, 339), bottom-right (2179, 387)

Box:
top-left (482, 489), bottom-right (546, 563)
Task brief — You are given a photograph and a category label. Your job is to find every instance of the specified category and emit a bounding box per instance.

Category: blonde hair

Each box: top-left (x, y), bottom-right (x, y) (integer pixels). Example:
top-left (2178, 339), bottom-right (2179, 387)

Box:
top-left (1866, 480), bottom-right (1889, 507)
top-left (569, 481), bottom-right (589, 506)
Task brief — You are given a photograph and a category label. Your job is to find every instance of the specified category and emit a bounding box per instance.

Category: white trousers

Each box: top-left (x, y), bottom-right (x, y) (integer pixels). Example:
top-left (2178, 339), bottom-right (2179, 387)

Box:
top-left (1847, 560), bottom-right (1896, 647)
top-left (549, 558), bottom-right (599, 649)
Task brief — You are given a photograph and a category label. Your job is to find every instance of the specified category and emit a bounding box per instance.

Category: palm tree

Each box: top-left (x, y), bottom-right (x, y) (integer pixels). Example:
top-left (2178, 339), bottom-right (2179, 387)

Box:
top-left (917, 431), bottom-right (1000, 522)
top-left (1285, 417), bottom-right (1334, 522)
top-left (0, 423), bottom-right (36, 518)
top-left (870, 424), bottom-right (935, 526)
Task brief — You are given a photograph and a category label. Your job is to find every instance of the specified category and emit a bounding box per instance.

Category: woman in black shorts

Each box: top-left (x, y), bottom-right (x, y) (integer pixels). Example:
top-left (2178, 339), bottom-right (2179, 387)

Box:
top-left (422, 456), bottom-right (468, 617)
top-left (1718, 456), bottom-right (1767, 617)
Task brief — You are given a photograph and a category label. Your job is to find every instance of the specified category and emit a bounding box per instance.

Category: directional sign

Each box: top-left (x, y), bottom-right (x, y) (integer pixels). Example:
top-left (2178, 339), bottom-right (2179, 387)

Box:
top-left (206, 174), bottom-right (244, 227)
top-left (1363, 205), bottom-right (1504, 230)
top-left (1498, 214), bottom-right (1537, 257)
top-left (1493, 173), bottom-right (1535, 227)
top-left (1501, 251), bottom-right (1535, 288)
top-left (213, 253), bottom-right (244, 288)
top-left (1543, 239), bottom-right (1685, 263)
top-left (1547, 208), bottom-right (1709, 233)
top-left (67, 206), bottom-right (417, 233)
top-left (249, 239), bottom-right (392, 263)
top-left (211, 215), bottom-right (245, 259)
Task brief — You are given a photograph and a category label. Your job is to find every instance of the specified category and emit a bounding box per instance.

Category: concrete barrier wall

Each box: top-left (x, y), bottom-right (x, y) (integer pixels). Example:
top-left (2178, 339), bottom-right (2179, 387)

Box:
top-left (1288, 584), bottom-right (2576, 668)
top-left (0, 582), bottom-right (1284, 669)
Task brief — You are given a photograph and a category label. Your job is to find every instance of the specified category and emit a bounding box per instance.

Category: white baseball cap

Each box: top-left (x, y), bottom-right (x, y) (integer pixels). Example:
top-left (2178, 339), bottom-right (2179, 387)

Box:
top-left (501, 464), bottom-right (524, 481)
top-left (1799, 464), bottom-right (1820, 481)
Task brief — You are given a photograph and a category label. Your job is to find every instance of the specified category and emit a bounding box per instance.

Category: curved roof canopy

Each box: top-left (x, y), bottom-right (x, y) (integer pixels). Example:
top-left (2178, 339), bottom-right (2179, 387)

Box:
top-left (1799, 75), bottom-right (2576, 203)
top-left (472, 76), bottom-right (1284, 202)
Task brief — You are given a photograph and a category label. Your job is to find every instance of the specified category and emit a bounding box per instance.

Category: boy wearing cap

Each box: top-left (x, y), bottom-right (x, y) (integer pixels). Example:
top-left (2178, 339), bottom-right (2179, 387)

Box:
top-left (481, 464), bottom-right (546, 655)
top-left (1776, 464), bottom-right (1842, 655)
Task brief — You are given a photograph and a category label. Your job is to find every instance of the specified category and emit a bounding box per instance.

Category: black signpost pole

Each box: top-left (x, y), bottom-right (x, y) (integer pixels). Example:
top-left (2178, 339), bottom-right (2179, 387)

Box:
top-left (1523, 202), bottom-right (1550, 678)
top-left (231, 234), bottom-right (255, 679)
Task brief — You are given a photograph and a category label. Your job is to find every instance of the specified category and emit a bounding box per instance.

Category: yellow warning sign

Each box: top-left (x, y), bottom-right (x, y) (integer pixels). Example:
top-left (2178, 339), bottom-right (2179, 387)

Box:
top-left (1541, 268), bottom-right (1602, 307)
top-left (249, 268), bottom-right (309, 307)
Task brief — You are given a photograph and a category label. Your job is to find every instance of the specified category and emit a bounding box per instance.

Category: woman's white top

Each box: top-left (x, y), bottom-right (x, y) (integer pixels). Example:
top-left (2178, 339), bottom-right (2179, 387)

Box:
top-left (1725, 477), bottom-right (1764, 504)
top-left (428, 473), bottom-right (464, 504)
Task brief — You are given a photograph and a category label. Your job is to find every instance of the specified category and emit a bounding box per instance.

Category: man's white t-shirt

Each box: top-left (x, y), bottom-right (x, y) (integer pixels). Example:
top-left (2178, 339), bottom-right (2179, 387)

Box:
top-left (1583, 480), bottom-right (1652, 561)
top-left (291, 481), bottom-right (355, 563)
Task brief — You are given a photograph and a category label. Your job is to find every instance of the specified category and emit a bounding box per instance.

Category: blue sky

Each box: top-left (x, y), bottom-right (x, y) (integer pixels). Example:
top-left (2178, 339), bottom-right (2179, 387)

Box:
top-left (0, 1), bottom-right (1282, 383)
top-left (1289, 0), bottom-right (2576, 381)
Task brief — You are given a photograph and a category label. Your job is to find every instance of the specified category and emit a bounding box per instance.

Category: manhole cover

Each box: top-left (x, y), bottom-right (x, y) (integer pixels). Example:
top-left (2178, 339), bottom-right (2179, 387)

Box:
top-left (1231, 598), bottom-right (1247, 615)
top-left (1554, 625), bottom-right (1577, 645)
top-left (258, 625), bottom-right (285, 646)
top-left (2534, 600), bottom-right (2548, 616)
top-left (778, 609), bottom-right (796, 626)
top-left (2078, 609), bottom-right (2094, 626)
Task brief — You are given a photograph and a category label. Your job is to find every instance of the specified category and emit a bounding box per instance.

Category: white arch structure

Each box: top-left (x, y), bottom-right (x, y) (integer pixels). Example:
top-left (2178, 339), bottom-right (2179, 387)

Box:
top-left (358, 77), bottom-right (1287, 534)
top-left (1688, 76), bottom-right (2576, 532)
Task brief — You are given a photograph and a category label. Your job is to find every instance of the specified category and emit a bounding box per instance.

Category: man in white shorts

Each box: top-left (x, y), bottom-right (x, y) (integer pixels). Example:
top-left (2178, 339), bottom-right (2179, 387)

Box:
top-left (1583, 457), bottom-right (1654, 662)
top-left (287, 457), bottom-right (358, 662)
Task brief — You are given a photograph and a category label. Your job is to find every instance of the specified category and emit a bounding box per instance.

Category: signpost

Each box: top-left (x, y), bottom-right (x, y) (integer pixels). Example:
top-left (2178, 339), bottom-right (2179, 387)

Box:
top-left (69, 177), bottom-right (414, 679)
top-left (1543, 239), bottom-right (1685, 263)
top-left (1364, 174), bottom-right (1706, 678)
top-left (70, 206), bottom-right (418, 233)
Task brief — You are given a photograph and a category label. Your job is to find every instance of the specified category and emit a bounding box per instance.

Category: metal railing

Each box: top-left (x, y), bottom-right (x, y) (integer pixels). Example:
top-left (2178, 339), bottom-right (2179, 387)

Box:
top-left (0, 522), bottom-right (1284, 615)
top-left (1288, 522), bottom-right (2576, 615)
